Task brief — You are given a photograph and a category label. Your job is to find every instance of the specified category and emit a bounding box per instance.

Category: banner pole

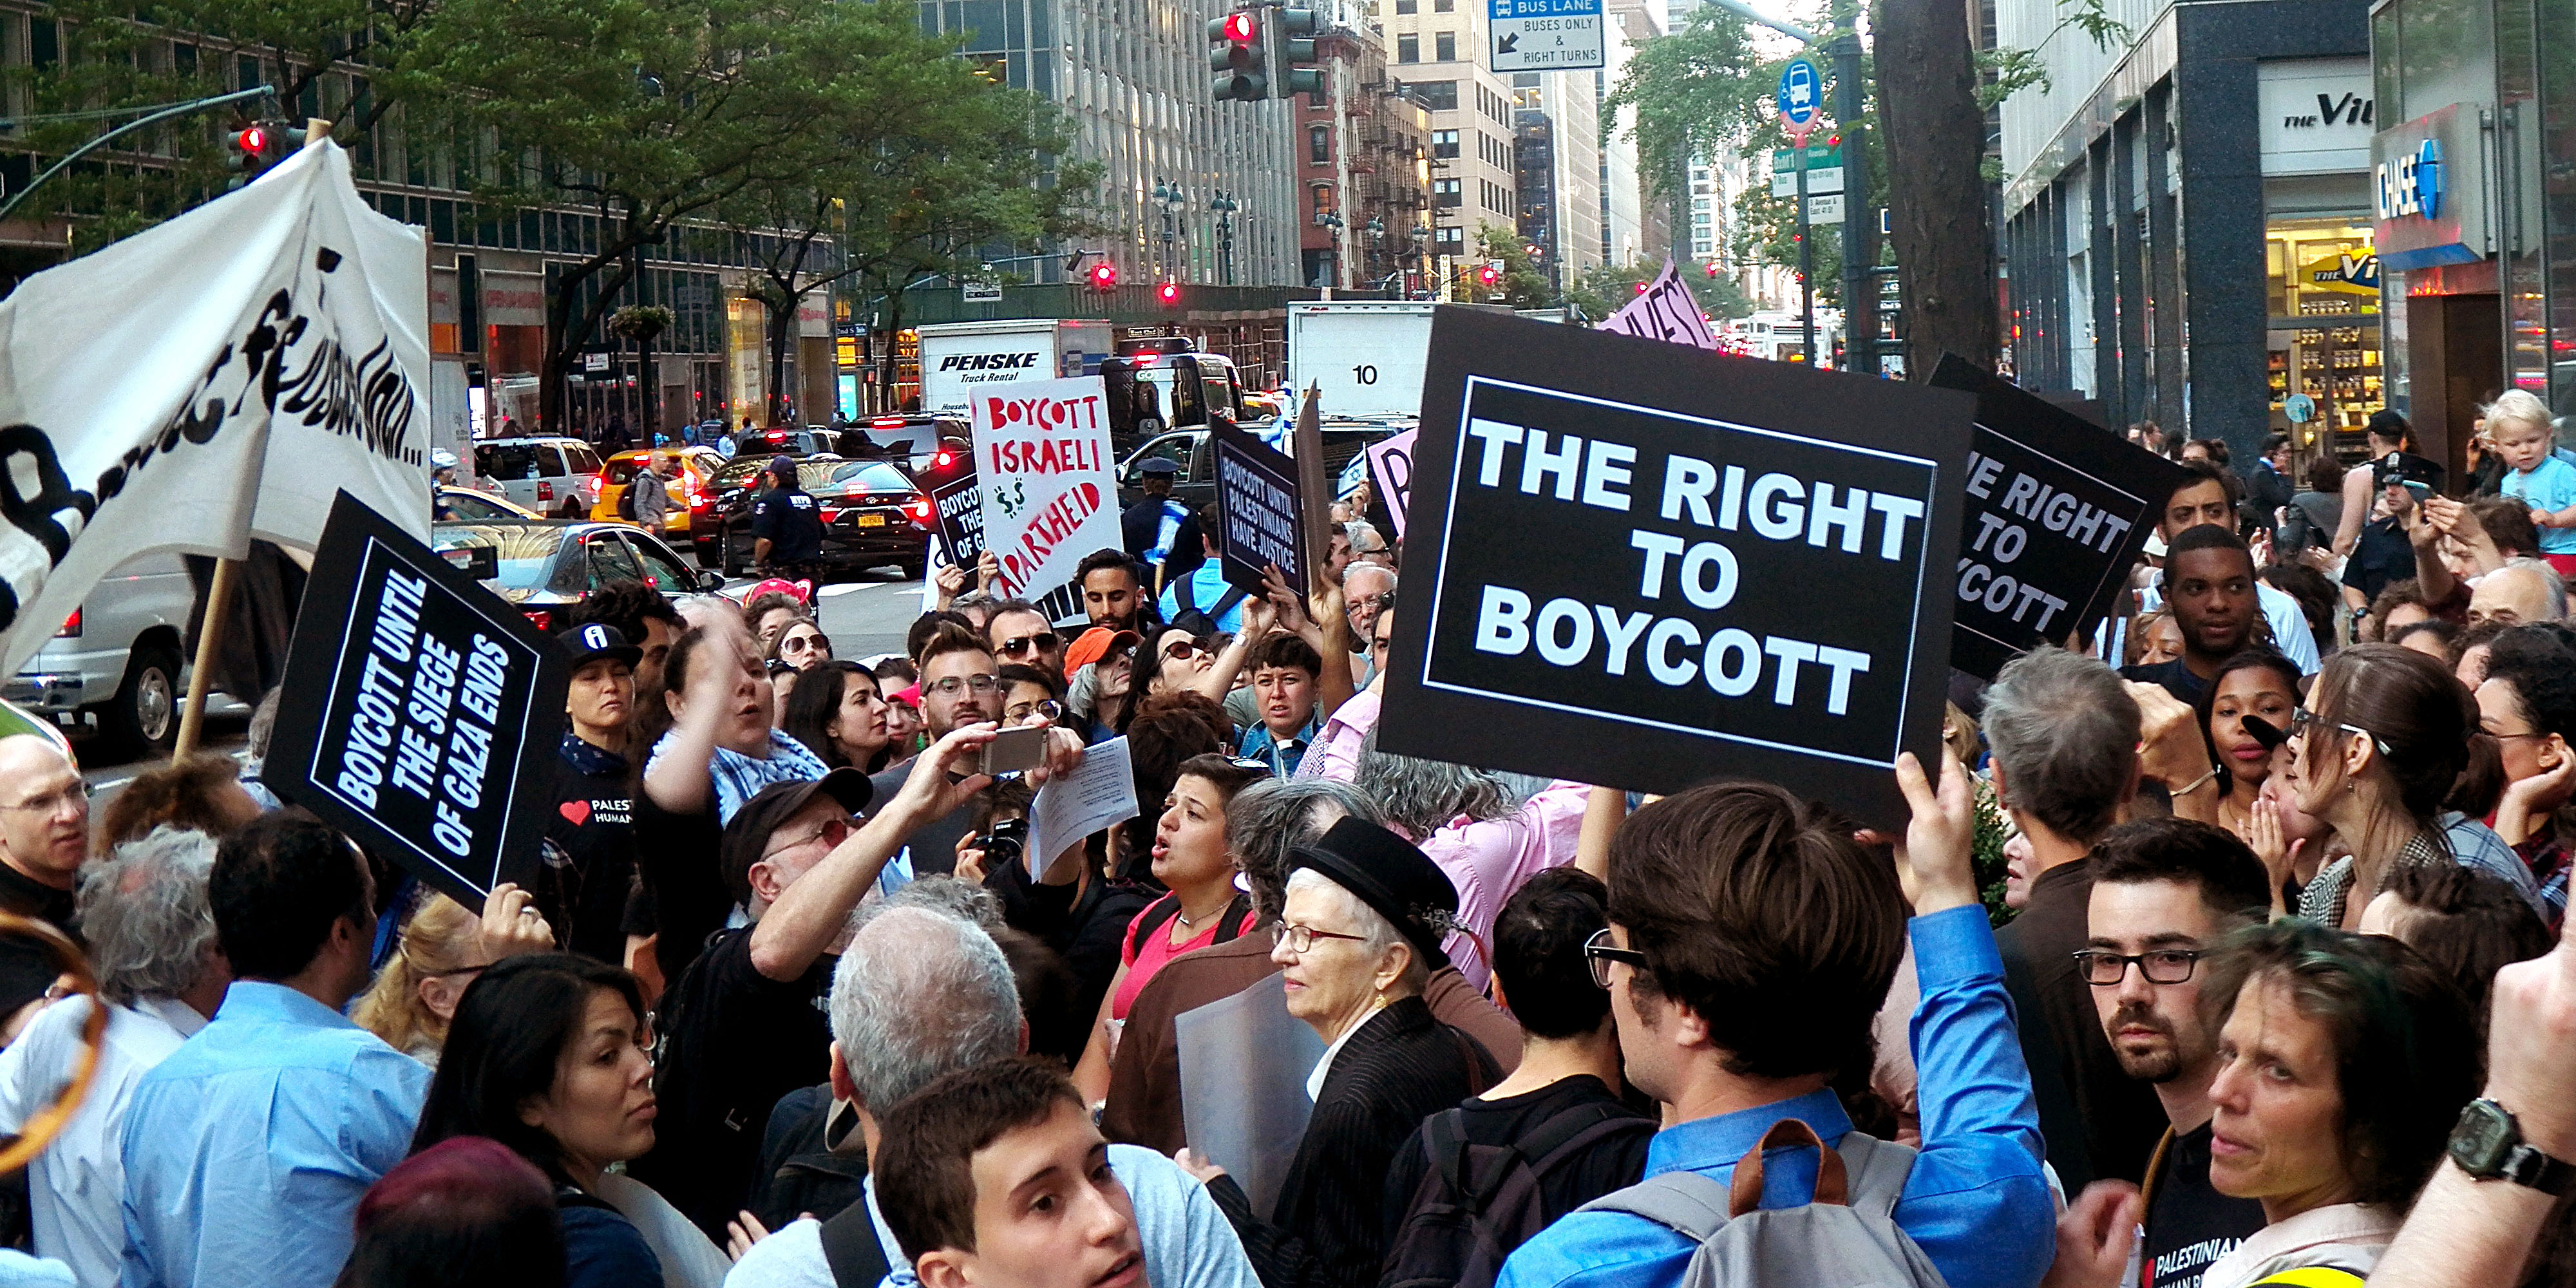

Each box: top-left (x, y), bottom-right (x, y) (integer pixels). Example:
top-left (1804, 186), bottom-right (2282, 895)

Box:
top-left (1292, 384), bottom-right (1332, 581)
top-left (173, 557), bottom-right (238, 759)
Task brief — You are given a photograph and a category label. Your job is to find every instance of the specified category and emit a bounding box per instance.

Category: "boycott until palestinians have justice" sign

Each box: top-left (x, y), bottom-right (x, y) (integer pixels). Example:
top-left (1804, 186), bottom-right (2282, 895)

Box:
top-left (1381, 308), bottom-right (1971, 824)
top-left (971, 375), bottom-right (1124, 601)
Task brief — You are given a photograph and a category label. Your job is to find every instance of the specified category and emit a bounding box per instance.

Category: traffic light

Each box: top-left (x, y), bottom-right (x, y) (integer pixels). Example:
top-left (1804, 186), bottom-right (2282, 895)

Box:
top-left (227, 122), bottom-right (279, 189)
top-left (1156, 281), bottom-right (1180, 307)
top-left (1276, 8), bottom-right (1323, 98)
top-left (1478, 262), bottom-right (1499, 287)
top-left (1209, 9), bottom-right (1267, 102)
top-left (1088, 262), bottom-right (1119, 292)
top-left (1705, 261), bottom-right (1719, 277)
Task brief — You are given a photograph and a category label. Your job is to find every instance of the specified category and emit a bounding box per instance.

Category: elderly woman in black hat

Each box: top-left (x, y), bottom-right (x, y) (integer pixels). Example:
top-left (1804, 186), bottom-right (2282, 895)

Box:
top-left (1184, 817), bottom-right (1501, 1288)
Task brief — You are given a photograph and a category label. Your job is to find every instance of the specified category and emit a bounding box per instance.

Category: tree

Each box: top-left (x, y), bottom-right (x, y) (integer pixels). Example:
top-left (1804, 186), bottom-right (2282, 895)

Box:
top-left (1871, 0), bottom-right (1993, 372)
top-left (1562, 260), bottom-right (1749, 325)
top-left (392, 0), bottom-right (932, 435)
top-left (1473, 223), bottom-right (1553, 310)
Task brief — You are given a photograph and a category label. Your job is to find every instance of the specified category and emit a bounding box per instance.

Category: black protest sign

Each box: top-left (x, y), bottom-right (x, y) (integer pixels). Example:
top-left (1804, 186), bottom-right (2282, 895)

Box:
top-left (267, 492), bottom-right (568, 907)
top-left (1211, 419), bottom-right (1307, 596)
top-left (1381, 307), bottom-right (1972, 824)
top-left (1927, 355), bottom-right (2190, 679)
top-left (931, 473), bottom-right (986, 567)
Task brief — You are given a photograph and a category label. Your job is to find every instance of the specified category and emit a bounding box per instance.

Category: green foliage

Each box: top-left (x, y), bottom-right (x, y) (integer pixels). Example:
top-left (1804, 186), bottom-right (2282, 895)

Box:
top-left (1562, 260), bottom-right (1752, 325)
top-left (1473, 222), bottom-right (1553, 310)
top-left (1973, 777), bottom-right (2014, 928)
top-left (1729, 184), bottom-right (1841, 308)
top-left (1978, 0), bottom-right (2131, 111)
top-left (1603, 6), bottom-right (1774, 203)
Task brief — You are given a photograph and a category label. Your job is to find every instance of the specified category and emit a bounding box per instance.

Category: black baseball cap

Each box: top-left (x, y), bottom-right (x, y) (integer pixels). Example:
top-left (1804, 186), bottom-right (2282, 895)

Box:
top-left (719, 770), bottom-right (875, 906)
top-left (562, 622), bottom-right (643, 670)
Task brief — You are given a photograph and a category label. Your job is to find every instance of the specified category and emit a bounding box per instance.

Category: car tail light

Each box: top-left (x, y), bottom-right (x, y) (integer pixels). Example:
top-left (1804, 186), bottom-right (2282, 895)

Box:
top-left (933, 451), bottom-right (954, 469)
top-left (871, 416), bottom-right (905, 428)
top-left (522, 609), bottom-right (551, 631)
top-left (538, 480), bottom-right (555, 502)
top-left (55, 609), bottom-right (78, 637)
top-left (908, 496), bottom-right (933, 522)
top-left (820, 507), bottom-right (840, 524)
top-left (591, 473), bottom-right (605, 498)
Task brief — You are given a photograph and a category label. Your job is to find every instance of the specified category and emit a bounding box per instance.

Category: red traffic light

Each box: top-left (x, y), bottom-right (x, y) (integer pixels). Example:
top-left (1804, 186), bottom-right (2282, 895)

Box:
top-left (1157, 281), bottom-right (1180, 306)
top-left (1224, 11), bottom-right (1258, 40)
top-left (1705, 262), bottom-right (1719, 276)
top-left (234, 126), bottom-right (267, 153)
top-left (1478, 263), bottom-right (1499, 285)
top-left (1088, 263), bottom-right (1118, 291)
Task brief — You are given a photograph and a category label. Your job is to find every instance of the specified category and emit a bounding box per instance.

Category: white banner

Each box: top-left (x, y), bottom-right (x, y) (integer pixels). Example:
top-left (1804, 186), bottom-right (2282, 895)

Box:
top-left (971, 375), bottom-right (1121, 600)
top-left (0, 138), bottom-right (431, 677)
top-left (1596, 260), bottom-right (1715, 349)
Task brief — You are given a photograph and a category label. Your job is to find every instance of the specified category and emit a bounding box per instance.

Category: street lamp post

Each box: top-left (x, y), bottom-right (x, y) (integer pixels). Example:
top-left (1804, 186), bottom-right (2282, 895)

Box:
top-left (1210, 190), bottom-right (1238, 286)
top-left (1314, 211), bottom-right (1345, 289)
top-left (1153, 180), bottom-right (1187, 279)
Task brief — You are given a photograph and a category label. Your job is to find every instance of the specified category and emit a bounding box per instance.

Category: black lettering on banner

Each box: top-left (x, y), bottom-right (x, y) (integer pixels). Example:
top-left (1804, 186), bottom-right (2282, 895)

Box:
top-left (932, 473), bottom-right (987, 567)
top-left (1366, 430), bottom-right (1416, 538)
top-left (1210, 419), bottom-right (1307, 596)
top-left (265, 493), bottom-right (567, 906)
top-left (1927, 355), bottom-right (2188, 679)
top-left (1380, 308), bottom-right (1971, 824)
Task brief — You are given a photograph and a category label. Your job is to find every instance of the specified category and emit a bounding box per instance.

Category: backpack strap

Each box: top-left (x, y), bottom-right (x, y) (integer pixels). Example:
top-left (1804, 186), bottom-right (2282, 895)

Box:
top-left (1423, 1108), bottom-right (1478, 1205)
top-left (1208, 584), bottom-right (1248, 623)
top-left (1207, 891), bottom-right (1254, 945)
top-left (1575, 1170), bottom-right (1734, 1242)
top-left (1126, 895), bottom-right (1182, 960)
top-left (1517, 1103), bottom-right (1654, 1175)
top-left (819, 1198), bottom-right (894, 1288)
top-left (1828, 1131), bottom-right (1921, 1221)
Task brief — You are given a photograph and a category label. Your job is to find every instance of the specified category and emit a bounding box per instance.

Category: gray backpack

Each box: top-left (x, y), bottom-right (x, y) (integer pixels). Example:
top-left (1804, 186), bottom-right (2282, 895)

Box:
top-left (1575, 1119), bottom-right (1949, 1288)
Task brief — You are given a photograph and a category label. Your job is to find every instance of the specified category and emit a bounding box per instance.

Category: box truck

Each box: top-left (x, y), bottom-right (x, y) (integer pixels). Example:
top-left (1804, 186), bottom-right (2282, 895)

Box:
top-left (914, 318), bottom-right (1113, 418)
top-left (1284, 300), bottom-right (1435, 422)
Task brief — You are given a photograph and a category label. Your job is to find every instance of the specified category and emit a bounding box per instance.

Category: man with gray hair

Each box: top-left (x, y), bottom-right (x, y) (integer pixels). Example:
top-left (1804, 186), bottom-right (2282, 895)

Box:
top-left (2469, 556), bottom-right (2570, 627)
top-left (1983, 647), bottom-right (2211, 1192)
top-left (1101, 778), bottom-right (1522, 1153)
top-left (722, 905), bottom-right (1260, 1288)
top-left (0, 826), bottom-right (231, 1287)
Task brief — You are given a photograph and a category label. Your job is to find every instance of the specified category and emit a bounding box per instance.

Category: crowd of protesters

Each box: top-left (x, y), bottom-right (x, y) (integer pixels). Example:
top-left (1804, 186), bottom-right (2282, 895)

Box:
top-left (0, 400), bottom-right (2562, 1288)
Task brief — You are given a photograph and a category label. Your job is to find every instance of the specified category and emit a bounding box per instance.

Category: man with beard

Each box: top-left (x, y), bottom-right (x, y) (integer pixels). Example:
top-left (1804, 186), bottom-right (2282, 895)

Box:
top-left (2123, 525), bottom-right (2259, 706)
top-left (2078, 819), bottom-right (2273, 1288)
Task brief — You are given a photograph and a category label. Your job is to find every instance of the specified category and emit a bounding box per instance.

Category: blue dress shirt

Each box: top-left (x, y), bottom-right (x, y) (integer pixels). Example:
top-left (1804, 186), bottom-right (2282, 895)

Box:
top-left (118, 981), bottom-right (431, 1288)
top-left (1497, 906), bottom-right (2055, 1288)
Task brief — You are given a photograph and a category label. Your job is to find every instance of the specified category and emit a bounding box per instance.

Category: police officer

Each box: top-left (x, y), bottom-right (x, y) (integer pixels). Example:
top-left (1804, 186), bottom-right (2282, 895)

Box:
top-left (750, 454), bottom-right (825, 574)
top-left (1123, 456), bottom-right (1189, 578)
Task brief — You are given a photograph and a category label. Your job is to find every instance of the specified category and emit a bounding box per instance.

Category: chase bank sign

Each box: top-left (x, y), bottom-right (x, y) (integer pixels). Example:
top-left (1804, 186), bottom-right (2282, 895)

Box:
top-left (2374, 138), bottom-right (2442, 222)
top-left (2372, 102), bottom-right (2486, 271)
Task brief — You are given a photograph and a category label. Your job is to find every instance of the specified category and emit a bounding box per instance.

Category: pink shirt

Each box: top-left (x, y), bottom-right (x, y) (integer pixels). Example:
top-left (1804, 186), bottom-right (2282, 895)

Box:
top-left (1295, 689), bottom-right (1382, 782)
top-left (1111, 896), bottom-right (1261, 1021)
top-left (1417, 780), bottom-right (1591, 990)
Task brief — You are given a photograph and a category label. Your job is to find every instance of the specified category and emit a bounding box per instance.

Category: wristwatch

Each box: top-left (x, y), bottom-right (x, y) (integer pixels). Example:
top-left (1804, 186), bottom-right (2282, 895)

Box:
top-left (2448, 1099), bottom-right (2576, 1194)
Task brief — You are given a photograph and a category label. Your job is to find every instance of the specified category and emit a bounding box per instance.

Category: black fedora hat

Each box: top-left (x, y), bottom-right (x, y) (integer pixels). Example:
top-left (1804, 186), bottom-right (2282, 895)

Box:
top-left (1285, 817), bottom-right (1458, 964)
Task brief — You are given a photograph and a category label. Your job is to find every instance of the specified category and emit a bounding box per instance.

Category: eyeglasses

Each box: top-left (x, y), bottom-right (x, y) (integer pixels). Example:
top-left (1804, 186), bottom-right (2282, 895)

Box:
top-left (762, 816), bottom-right (852, 860)
top-left (1272, 922), bottom-right (1369, 954)
top-left (923, 674), bottom-right (1003, 698)
top-left (1008, 698), bottom-right (1065, 726)
top-left (998, 632), bottom-right (1061, 657)
top-left (1582, 928), bottom-right (1648, 990)
top-left (1227, 756), bottom-right (1277, 778)
top-left (2287, 708), bottom-right (2391, 757)
top-left (0, 781), bottom-right (89, 816)
top-left (1162, 639), bottom-right (1204, 662)
top-left (1347, 592), bottom-right (1388, 620)
top-left (2072, 948), bottom-right (2206, 986)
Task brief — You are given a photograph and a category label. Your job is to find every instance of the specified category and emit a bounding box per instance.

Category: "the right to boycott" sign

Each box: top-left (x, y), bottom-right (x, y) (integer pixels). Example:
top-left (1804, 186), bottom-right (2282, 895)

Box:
top-left (971, 375), bottom-right (1122, 600)
top-left (1928, 355), bottom-right (2186, 679)
top-left (1382, 308), bottom-right (1971, 823)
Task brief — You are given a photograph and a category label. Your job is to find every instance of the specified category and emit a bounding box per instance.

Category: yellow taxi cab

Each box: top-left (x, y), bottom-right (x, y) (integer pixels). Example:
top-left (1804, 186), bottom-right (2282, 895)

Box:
top-left (591, 447), bottom-right (724, 536)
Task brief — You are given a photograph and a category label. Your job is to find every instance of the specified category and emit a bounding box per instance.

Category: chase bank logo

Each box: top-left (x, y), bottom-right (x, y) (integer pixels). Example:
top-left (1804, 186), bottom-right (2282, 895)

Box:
top-left (2376, 138), bottom-right (2444, 222)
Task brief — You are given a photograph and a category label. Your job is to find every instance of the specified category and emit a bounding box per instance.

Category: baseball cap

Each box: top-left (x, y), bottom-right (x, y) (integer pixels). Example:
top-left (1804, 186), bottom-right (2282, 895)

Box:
top-left (1064, 626), bottom-right (1141, 674)
top-left (562, 622), bottom-right (643, 670)
top-left (719, 769), bottom-right (876, 905)
top-left (769, 454), bottom-right (797, 480)
top-left (1139, 457), bottom-right (1180, 477)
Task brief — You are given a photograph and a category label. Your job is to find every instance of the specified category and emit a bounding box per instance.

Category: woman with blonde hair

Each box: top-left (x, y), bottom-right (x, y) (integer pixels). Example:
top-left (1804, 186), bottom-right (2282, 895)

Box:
top-left (355, 884), bottom-right (558, 1066)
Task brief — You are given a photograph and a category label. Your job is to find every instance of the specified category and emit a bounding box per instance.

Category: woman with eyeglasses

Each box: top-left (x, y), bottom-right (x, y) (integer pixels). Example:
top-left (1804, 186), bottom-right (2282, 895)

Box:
top-left (2475, 624), bottom-right (2576, 918)
top-left (780, 661), bottom-right (895, 774)
top-left (1069, 754), bottom-right (1267, 1103)
top-left (2280, 645), bottom-right (2539, 927)
top-left (355, 887), bottom-right (558, 1068)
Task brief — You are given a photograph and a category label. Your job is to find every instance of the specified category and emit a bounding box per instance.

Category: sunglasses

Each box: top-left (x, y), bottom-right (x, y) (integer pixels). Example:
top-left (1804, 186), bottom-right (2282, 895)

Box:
top-left (999, 632), bottom-right (1062, 656)
top-left (762, 815), bottom-right (852, 860)
top-left (781, 633), bottom-right (828, 654)
top-left (1163, 639), bottom-right (1204, 662)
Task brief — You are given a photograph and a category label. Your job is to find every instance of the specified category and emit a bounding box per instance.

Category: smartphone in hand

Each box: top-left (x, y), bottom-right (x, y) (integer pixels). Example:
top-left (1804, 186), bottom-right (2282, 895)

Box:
top-left (980, 724), bottom-right (1049, 777)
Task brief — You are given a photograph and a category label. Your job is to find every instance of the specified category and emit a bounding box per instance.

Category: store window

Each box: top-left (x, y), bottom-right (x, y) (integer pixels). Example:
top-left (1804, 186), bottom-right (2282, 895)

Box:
top-left (2264, 215), bottom-right (2381, 452)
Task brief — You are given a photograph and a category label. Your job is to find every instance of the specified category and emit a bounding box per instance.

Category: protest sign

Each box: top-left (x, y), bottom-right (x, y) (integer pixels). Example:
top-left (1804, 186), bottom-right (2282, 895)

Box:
top-left (1594, 261), bottom-right (1715, 350)
top-left (1177, 973), bottom-right (1324, 1217)
top-left (0, 140), bottom-right (430, 679)
top-left (1366, 429), bottom-right (1419, 539)
top-left (930, 473), bottom-right (986, 569)
top-left (1381, 307), bottom-right (1971, 823)
top-left (1927, 355), bottom-right (2188, 679)
top-left (1211, 419), bottom-right (1307, 596)
top-left (265, 493), bottom-right (567, 907)
top-left (971, 375), bottom-right (1123, 601)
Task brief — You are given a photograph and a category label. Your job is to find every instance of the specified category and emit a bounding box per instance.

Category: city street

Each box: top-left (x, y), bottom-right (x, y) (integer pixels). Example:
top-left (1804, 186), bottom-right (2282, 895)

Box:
top-left (742, 572), bottom-right (928, 665)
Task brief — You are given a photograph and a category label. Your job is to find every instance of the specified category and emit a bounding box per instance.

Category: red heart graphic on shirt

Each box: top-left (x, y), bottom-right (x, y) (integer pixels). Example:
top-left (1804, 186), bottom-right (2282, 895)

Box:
top-left (559, 799), bottom-right (591, 827)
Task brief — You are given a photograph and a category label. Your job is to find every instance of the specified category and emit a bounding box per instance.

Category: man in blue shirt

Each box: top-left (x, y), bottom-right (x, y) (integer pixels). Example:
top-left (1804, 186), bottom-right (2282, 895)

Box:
top-left (120, 814), bottom-right (433, 1288)
top-left (1500, 755), bottom-right (2054, 1288)
top-left (1158, 505), bottom-right (1244, 634)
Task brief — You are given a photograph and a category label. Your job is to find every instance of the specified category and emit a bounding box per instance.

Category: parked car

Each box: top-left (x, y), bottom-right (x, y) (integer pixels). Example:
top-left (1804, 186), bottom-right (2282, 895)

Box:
top-left (727, 426), bottom-right (837, 459)
top-left (1115, 423), bottom-right (1399, 512)
top-left (589, 446), bottom-right (724, 535)
top-left (5, 554), bottom-right (199, 756)
top-left (431, 520), bottom-right (724, 633)
top-left (838, 415), bottom-right (969, 471)
top-left (435, 486), bottom-right (541, 522)
top-left (473, 437), bottom-right (608, 518)
top-left (694, 459), bottom-right (933, 578)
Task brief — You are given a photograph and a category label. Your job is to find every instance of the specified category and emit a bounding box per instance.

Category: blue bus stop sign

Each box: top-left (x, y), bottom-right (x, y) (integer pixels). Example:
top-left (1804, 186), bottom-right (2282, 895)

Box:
top-left (1777, 59), bottom-right (1822, 132)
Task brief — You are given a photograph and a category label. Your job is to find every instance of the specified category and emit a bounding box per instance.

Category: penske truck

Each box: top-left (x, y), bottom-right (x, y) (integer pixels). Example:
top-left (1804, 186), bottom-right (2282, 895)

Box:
top-left (913, 318), bottom-right (1113, 419)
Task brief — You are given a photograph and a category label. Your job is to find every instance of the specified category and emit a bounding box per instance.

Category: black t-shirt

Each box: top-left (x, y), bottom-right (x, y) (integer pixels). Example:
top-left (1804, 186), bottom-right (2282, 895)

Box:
top-left (2141, 1122), bottom-right (2268, 1288)
top-left (0, 860), bottom-right (77, 945)
top-left (2121, 658), bottom-right (2211, 708)
top-left (629, 927), bottom-right (835, 1238)
top-left (2341, 515), bottom-right (2414, 605)
top-left (1379, 1075), bottom-right (1655, 1250)
top-left (750, 486), bottom-right (825, 563)
top-left (628, 790), bottom-right (728, 988)
top-left (540, 735), bottom-right (638, 963)
top-left (868, 759), bottom-right (974, 876)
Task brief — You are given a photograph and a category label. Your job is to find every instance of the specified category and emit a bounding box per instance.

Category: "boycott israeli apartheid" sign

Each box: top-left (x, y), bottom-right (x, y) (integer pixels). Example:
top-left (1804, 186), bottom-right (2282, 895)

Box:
top-left (1381, 308), bottom-right (1971, 823)
top-left (1927, 355), bottom-right (2186, 679)
top-left (267, 492), bottom-right (566, 905)
top-left (972, 375), bottom-right (1123, 602)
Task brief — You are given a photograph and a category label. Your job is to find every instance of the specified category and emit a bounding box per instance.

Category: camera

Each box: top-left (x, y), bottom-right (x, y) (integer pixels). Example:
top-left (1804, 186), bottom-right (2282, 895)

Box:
top-left (978, 818), bottom-right (1028, 873)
